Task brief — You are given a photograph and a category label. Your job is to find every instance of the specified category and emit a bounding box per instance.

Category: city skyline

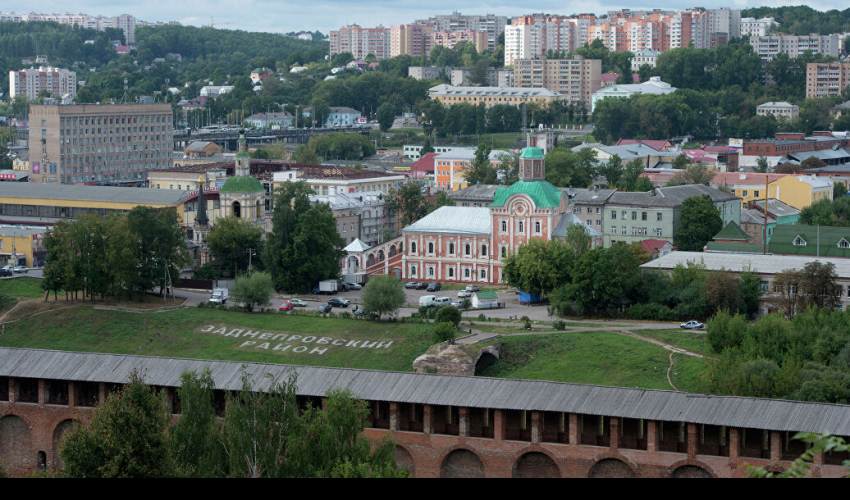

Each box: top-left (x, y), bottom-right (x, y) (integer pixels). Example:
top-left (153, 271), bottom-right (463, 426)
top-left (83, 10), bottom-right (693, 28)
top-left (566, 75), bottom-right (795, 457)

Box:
top-left (1, 0), bottom-right (848, 37)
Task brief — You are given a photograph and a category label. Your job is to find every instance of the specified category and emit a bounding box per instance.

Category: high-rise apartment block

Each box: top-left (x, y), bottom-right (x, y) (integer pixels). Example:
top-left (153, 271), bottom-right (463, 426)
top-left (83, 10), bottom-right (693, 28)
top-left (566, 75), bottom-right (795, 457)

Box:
top-left (513, 57), bottom-right (602, 107)
top-left (740, 17), bottom-right (777, 37)
top-left (431, 30), bottom-right (489, 53)
top-left (0, 12), bottom-right (136, 43)
top-left (28, 103), bottom-right (173, 185)
top-left (414, 12), bottom-right (507, 52)
top-left (806, 62), bottom-right (850, 99)
top-left (330, 24), bottom-right (390, 60)
top-left (9, 66), bottom-right (77, 100)
top-left (390, 23), bottom-right (435, 58)
top-left (749, 34), bottom-right (841, 62)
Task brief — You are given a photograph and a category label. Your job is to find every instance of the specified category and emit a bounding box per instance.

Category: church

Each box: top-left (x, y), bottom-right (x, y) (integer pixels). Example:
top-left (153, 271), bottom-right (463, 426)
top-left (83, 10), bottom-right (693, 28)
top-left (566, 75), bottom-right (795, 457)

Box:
top-left (346, 133), bottom-right (600, 285)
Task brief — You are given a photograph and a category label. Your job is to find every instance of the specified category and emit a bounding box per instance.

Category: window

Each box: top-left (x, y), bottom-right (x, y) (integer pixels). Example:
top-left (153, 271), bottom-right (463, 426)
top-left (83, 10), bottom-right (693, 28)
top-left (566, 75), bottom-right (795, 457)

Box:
top-left (449, 243), bottom-right (455, 255)
top-left (411, 242), bottom-right (417, 253)
top-left (743, 190), bottom-right (748, 197)
top-left (641, 212), bottom-right (647, 221)
top-left (480, 269), bottom-right (487, 279)
top-left (501, 220), bottom-right (507, 232)
top-left (464, 269), bottom-right (470, 278)
top-left (611, 226), bottom-right (617, 234)
top-left (428, 242), bottom-right (434, 254)
top-left (657, 213), bottom-right (662, 221)
top-left (839, 239), bottom-right (850, 249)
top-left (518, 221), bottom-right (524, 233)
top-left (410, 266), bottom-right (417, 276)
top-left (534, 221), bottom-right (541, 234)
top-left (655, 228), bottom-right (663, 237)
top-left (611, 211), bottom-right (617, 219)
top-left (754, 191), bottom-right (760, 197)
top-left (501, 247), bottom-right (507, 258)
top-left (632, 211), bottom-right (637, 220)
top-left (448, 268), bottom-right (455, 278)
top-left (428, 267), bottom-right (435, 277)
top-left (575, 207), bottom-right (582, 214)
top-left (481, 245), bottom-right (488, 257)
top-left (465, 244), bottom-right (471, 256)
top-left (621, 227), bottom-right (626, 235)
top-left (631, 227), bottom-right (638, 236)
top-left (793, 235), bottom-right (807, 247)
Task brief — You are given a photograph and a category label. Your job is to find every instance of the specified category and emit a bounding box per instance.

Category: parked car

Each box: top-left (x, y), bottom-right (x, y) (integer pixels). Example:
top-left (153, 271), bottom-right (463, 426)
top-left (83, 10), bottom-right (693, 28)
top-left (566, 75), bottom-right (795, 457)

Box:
top-left (345, 282), bottom-right (362, 290)
top-left (465, 285), bottom-right (479, 293)
top-left (457, 290), bottom-right (471, 298)
top-left (416, 283), bottom-right (429, 290)
top-left (328, 297), bottom-right (350, 308)
top-left (680, 320), bottom-right (705, 330)
top-left (1, 265), bottom-right (13, 272)
top-left (317, 304), bottom-right (332, 313)
top-left (279, 302), bottom-right (294, 312)
top-left (426, 283), bottom-right (442, 292)
top-left (404, 282), bottom-right (419, 289)
top-left (0, 268), bottom-right (12, 277)
top-left (289, 298), bottom-right (308, 307)
top-left (353, 305), bottom-right (366, 315)
top-left (451, 300), bottom-right (464, 308)
top-left (433, 297), bottom-right (451, 307)
top-left (419, 295), bottom-right (437, 307)
top-left (13, 266), bottom-right (28, 274)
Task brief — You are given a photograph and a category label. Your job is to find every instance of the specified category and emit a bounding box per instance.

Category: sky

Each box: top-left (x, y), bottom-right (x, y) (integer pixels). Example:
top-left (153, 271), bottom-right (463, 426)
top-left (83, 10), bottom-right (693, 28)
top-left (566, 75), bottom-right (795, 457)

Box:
top-left (0, 1), bottom-right (847, 35)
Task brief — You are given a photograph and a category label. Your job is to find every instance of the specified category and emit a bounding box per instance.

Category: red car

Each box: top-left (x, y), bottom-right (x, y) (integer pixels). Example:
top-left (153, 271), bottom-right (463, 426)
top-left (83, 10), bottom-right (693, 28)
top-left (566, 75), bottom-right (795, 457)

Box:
top-left (279, 302), bottom-right (294, 312)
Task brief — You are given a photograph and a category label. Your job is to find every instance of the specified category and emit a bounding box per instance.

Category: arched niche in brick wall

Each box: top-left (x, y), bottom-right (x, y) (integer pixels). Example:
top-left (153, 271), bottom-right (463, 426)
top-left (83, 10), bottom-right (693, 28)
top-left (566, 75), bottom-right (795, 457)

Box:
top-left (52, 419), bottom-right (81, 472)
top-left (669, 465), bottom-right (714, 478)
top-left (588, 458), bottom-right (636, 478)
top-left (393, 446), bottom-right (416, 477)
top-left (0, 415), bottom-right (34, 475)
top-left (440, 448), bottom-right (485, 478)
top-left (512, 452), bottom-right (561, 478)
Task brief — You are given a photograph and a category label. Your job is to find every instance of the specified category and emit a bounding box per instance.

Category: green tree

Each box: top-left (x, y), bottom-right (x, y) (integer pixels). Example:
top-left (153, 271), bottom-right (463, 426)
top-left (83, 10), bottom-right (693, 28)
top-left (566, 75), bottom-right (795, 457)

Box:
top-left (206, 216), bottom-right (264, 276)
top-left (464, 142), bottom-right (497, 186)
top-left (60, 371), bottom-right (178, 478)
top-left (674, 196), bottom-right (723, 251)
top-left (435, 305), bottom-right (462, 327)
top-left (754, 155), bottom-right (770, 173)
top-left (564, 223), bottom-right (592, 260)
top-left (563, 244), bottom-right (641, 315)
top-left (420, 137), bottom-right (435, 155)
top-left (429, 191), bottom-right (456, 213)
top-left (835, 182), bottom-right (848, 198)
top-left (361, 274), bottom-right (406, 319)
top-left (749, 433), bottom-right (849, 478)
top-left (126, 206), bottom-right (189, 297)
top-left (376, 102), bottom-right (397, 132)
top-left (169, 368), bottom-right (223, 478)
top-left (231, 271), bottom-right (274, 312)
top-left (597, 154), bottom-right (624, 188)
top-left (801, 156), bottom-right (826, 170)
top-left (432, 322), bottom-right (457, 343)
top-left (502, 239), bottom-right (574, 295)
top-left (544, 147), bottom-right (597, 188)
top-left (385, 182), bottom-right (429, 227)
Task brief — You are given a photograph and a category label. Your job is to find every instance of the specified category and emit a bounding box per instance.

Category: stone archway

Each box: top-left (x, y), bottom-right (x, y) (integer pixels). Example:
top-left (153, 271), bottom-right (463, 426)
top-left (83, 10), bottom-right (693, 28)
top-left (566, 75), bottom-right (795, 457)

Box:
top-left (0, 415), bottom-right (33, 475)
top-left (393, 446), bottom-right (416, 477)
top-left (52, 419), bottom-right (81, 472)
top-left (366, 254), bottom-right (375, 268)
top-left (232, 201), bottom-right (241, 218)
top-left (588, 458), bottom-right (635, 478)
top-left (670, 465), bottom-right (713, 478)
top-left (440, 449), bottom-right (485, 478)
top-left (389, 245), bottom-right (397, 257)
top-left (513, 452), bottom-right (560, 478)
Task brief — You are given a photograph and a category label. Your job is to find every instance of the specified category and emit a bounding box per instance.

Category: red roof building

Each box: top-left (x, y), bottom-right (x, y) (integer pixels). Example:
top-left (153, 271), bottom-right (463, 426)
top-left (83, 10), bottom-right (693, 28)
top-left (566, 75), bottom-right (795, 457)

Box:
top-left (406, 153), bottom-right (437, 178)
top-left (641, 239), bottom-right (676, 258)
top-left (615, 139), bottom-right (673, 151)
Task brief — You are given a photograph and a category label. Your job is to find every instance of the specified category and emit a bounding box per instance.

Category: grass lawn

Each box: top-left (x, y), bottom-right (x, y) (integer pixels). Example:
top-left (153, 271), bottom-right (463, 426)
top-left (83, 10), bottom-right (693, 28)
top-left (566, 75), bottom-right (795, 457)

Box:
top-left (477, 331), bottom-right (677, 390)
top-left (631, 329), bottom-right (713, 357)
top-left (0, 306), bottom-right (433, 372)
top-left (0, 277), bottom-right (45, 298)
top-left (670, 354), bottom-right (708, 393)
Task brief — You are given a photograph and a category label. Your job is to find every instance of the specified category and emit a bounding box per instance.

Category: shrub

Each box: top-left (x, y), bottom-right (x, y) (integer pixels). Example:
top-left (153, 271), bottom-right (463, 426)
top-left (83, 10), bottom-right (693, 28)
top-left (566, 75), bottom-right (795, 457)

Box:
top-left (553, 320), bottom-right (566, 330)
top-left (627, 303), bottom-right (675, 321)
top-left (435, 305), bottom-right (462, 327)
top-left (523, 320), bottom-right (532, 330)
top-left (340, 312), bottom-right (352, 320)
top-left (431, 322), bottom-right (457, 343)
top-left (477, 313), bottom-right (486, 321)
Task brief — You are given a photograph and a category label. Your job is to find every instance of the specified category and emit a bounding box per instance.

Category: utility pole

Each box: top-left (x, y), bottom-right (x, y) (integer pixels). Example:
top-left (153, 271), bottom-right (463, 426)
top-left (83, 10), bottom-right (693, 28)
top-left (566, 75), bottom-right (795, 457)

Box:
top-left (247, 248), bottom-right (256, 274)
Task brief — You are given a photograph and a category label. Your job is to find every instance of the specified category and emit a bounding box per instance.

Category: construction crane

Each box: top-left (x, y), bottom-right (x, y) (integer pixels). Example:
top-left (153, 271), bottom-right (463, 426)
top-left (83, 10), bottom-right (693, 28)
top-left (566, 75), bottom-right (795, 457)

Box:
top-left (208, 17), bottom-right (232, 28)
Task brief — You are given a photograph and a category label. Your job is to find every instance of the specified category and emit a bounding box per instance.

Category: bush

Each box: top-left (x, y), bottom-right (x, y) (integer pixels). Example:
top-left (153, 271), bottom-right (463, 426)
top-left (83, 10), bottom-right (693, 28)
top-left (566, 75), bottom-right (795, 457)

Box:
top-left (477, 313), bottom-right (486, 321)
top-left (340, 312), bottom-right (352, 320)
top-left (553, 320), bottom-right (566, 330)
top-left (431, 322), bottom-right (457, 343)
top-left (231, 272), bottom-right (274, 312)
top-left (524, 320), bottom-right (532, 330)
top-left (435, 305), bottom-right (462, 327)
top-left (627, 303), bottom-right (676, 321)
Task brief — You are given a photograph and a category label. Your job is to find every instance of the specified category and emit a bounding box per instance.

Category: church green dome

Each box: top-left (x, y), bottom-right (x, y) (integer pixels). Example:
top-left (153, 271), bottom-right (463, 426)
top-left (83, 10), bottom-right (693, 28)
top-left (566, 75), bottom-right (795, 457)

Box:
top-left (220, 175), bottom-right (264, 194)
top-left (519, 146), bottom-right (545, 159)
top-left (490, 181), bottom-right (562, 208)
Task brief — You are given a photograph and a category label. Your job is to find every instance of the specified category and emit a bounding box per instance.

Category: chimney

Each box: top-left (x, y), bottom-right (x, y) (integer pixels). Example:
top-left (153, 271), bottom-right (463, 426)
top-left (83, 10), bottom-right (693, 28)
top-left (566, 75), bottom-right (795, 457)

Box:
top-left (650, 187), bottom-right (656, 196)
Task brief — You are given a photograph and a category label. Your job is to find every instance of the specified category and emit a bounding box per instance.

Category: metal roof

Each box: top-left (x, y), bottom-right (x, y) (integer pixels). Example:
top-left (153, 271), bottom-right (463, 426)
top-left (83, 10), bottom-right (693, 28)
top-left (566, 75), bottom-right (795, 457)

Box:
top-left (0, 347), bottom-right (848, 435)
top-left (0, 183), bottom-right (192, 206)
top-left (642, 250), bottom-right (850, 277)
top-left (402, 206), bottom-right (492, 236)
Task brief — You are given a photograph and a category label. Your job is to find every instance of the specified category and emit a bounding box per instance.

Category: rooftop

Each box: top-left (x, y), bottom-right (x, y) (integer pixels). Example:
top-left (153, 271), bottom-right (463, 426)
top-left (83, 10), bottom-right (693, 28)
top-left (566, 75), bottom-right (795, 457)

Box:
top-left (298, 166), bottom-right (405, 182)
top-left (403, 206), bottom-right (492, 236)
top-left (429, 84), bottom-right (561, 98)
top-left (757, 101), bottom-right (798, 109)
top-left (711, 172), bottom-right (788, 186)
top-left (0, 183), bottom-right (191, 206)
top-left (491, 181), bottom-right (563, 209)
top-left (642, 250), bottom-right (850, 277)
top-left (608, 184), bottom-right (739, 208)
top-left (1, 347), bottom-right (848, 435)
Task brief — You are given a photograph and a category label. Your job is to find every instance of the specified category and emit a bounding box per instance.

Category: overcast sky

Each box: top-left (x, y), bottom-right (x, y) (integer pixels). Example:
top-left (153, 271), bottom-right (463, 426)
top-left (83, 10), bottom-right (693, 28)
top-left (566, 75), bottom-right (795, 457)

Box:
top-left (1, 1), bottom-right (846, 34)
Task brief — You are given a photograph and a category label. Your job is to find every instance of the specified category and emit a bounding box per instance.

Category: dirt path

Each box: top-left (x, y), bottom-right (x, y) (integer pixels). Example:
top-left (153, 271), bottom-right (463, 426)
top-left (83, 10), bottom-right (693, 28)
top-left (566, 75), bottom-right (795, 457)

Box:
top-left (666, 353), bottom-right (679, 392)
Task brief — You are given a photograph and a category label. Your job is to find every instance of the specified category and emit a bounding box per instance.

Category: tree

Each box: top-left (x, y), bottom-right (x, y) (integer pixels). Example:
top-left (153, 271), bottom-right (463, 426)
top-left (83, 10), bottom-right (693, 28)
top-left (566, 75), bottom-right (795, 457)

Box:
top-left (674, 195), bottom-right (723, 251)
top-left (206, 216), bottom-right (264, 276)
top-left (597, 154), bottom-right (624, 188)
top-left (754, 155), bottom-right (770, 173)
top-left (435, 305), bottom-right (462, 327)
top-left (544, 147), bottom-right (597, 188)
top-left (126, 206), bottom-right (189, 297)
top-left (667, 164), bottom-right (716, 186)
top-left (385, 182), bottom-right (429, 227)
top-left (60, 371), bottom-right (178, 478)
top-left (502, 239), bottom-right (574, 295)
top-left (464, 142), bottom-right (497, 186)
top-left (749, 433), bottom-right (849, 478)
top-left (361, 274), bottom-right (405, 319)
top-left (169, 368), bottom-right (223, 478)
top-left (432, 322), bottom-right (457, 343)
top-left (564, 223), bottom-right (592, 259)
top-left (835, 182), bottom-right (848, 198)
top-left (376, 102), bottom-right (397, 132)
top-left (429, 191), bottom-right (455, 213)
top-left (704, 270), bottom-right (743, 315)
top-left (564, 244), bottom-right (641, 315)
top-left (801, 156), bottom-right (826, 170)
top-left (420, 137), bottom-right (435, 155)
top-left (231, 271), bottom-right (274, 312)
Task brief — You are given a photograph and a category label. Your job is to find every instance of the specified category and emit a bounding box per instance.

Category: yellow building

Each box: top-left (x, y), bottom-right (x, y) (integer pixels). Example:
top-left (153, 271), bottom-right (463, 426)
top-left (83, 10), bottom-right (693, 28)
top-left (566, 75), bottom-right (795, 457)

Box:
top-left (0, 183), bottom-right (191, 226)
top-left (428, 84), bottom-right (563, 107)
top-left (767, 174), bottom-right (833, 210)
top-left (0, 227), bottom-right (46, 268)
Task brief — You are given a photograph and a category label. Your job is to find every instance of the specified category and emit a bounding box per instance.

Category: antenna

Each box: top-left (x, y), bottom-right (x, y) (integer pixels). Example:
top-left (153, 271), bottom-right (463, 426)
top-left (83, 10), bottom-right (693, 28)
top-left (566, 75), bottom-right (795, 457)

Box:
top-left (121, 78), bottom-right (129, 103)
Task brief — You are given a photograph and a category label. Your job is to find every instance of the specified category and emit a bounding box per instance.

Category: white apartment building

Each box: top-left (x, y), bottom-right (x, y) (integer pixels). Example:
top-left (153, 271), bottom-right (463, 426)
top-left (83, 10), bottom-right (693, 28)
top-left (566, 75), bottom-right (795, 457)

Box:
top-left (749, 34), bottom-right (841, 62)
top-left (9, 66), bottom-right (77, 100)
top-left (414, 12), bottom-right (507, 52)
top-left (741, 17), bottom-right (777, 38)
top-left (0, 12), bottom-right (136, 43)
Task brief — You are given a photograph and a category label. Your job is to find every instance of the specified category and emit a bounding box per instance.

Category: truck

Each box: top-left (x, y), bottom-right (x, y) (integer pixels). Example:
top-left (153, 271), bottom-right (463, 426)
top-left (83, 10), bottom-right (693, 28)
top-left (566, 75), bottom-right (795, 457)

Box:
top-left (342, 273), bottom-right (369, 285)
top-left (209, 287), bottom-right (228, 304)
top-left (316, 280), bottom-right (340, 295)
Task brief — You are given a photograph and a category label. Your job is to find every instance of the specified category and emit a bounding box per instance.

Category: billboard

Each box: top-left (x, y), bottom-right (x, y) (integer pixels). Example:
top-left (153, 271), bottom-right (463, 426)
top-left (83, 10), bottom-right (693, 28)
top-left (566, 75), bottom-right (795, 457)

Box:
top-left (357, 117), bottom-right (367, 124)
top-left (728, 139), bottom-right (744, 149)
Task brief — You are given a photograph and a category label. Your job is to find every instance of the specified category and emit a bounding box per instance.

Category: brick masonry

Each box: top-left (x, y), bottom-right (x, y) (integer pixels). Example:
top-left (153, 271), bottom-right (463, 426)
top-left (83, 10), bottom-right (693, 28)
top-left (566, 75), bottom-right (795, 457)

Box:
top-left (2, 376), bottom-right (848, 477)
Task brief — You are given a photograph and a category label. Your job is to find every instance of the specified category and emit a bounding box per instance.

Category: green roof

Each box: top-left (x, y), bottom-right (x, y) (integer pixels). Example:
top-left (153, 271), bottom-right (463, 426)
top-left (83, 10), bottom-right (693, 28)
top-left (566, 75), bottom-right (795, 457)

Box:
top-left (519, 146), bottom-right (545, 159)
top-left (490, 181), bottom-right (562, 208)
top-left (475, 291), bottom-right (498, 300)
top-left (712, 222), bottom-right (752, 242)
top-left (768, 224), bottom-right (850, 258)
top-left (219, 175), bottom-right (264, 194)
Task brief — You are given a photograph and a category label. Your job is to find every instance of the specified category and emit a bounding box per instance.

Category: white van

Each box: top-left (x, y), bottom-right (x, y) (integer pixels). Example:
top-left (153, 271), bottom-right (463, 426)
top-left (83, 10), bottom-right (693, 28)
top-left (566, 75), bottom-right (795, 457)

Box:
top-left (419, 295), bottom-right (437, 307)
top-left (433, 297), bottom-right (452, 307)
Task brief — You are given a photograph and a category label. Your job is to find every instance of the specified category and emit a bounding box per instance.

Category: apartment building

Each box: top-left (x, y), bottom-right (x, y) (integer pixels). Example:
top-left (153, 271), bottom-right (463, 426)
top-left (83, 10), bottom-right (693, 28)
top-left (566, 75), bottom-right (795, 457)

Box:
top-left (740, 17), bottom-right (777, 37)
top-left (806, 62), bottom-right (850, 99)
top-left (428, 84), bottom-right (562, 108)
top-left (756, 102), bottom-right (799, 120)
top-left (414, 12), bottom-right (507, 52)
top-left (28, 103), bottom-right (173, 185)
top-left (749, 34), bottom-right (841, 62)
top-left (630, 49), bottom-right (661, 70)
top-left (504, 16), bottom-right (589, 66)
top-left (9, 66), bottom-right (77, 100)
top-left (0, 12), bottom-right (136, 43)
top-left (512, 57), bottom-right (602, 107)
top-left (430, 30), bottom-right (488, 53)
top-left (433, 150), bottom-right (503, 191)
top-left (330, 24), bottom-right (390, 60)
top-left (390, 23), bottom-right (435, 58)
top-left (450, 68), bottom-right (513, 87)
